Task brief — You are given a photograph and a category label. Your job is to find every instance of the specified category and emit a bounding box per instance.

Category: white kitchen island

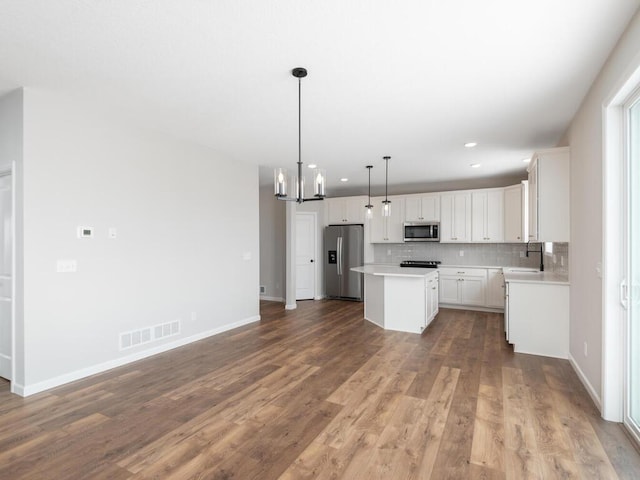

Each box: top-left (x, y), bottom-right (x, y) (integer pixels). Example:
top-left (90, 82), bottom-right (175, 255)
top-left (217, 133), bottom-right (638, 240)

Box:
top-left (351, 265), bottom-right (439, 334)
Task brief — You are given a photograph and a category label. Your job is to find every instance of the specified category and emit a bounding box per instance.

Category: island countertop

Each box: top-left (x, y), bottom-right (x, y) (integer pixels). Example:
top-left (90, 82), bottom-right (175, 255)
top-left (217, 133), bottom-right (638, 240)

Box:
top-left (351, 264), bottom-right (438, 278)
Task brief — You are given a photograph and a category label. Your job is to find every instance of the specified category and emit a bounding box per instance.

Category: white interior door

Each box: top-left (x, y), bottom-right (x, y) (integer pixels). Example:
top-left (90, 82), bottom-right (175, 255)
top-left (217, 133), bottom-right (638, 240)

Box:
top-left (295, 212), bottom-right (316, 300)
top-left (0, 173), bottom-right (12, 380)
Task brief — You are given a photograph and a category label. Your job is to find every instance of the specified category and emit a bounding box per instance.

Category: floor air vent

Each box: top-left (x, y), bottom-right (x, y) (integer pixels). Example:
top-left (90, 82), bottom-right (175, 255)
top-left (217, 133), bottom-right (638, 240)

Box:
top-left (120, 319), bottom-right (181, 350)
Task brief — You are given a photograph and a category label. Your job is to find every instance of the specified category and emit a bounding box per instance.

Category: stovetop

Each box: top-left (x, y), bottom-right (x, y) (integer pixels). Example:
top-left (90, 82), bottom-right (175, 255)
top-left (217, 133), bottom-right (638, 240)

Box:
top-left (399, 260), bottom-right (441, 268)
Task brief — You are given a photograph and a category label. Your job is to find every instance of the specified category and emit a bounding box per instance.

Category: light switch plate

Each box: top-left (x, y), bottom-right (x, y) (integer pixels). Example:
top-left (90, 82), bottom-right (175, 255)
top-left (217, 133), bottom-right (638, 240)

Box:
top-left (108, 227), bottom-right (117, 239)
top-left (57, 259), bottom-right (77, 273)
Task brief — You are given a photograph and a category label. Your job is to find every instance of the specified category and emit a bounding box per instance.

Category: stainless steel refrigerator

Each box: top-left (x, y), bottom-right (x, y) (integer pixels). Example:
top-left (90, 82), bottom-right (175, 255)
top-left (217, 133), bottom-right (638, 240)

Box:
top-left (324, 224), bottom-right (364, 301)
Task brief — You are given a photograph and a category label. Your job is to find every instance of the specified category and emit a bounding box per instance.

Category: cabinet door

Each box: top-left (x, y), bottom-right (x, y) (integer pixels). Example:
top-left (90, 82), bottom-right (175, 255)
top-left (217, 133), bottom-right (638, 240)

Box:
top-left (439, 276), bottom-right (460, 304)
top-left (428, 277), bottom-right (439, 323)
top-left (405, 196), bottom-right (422, 222)
top-left (471, 192), bottom-right (487, 242)
top-left (327, 199), bottom-right (345, 224)
top-left (486, 190), bottom-right (504, 242)
top-left (460, 277), bottom-right (486, 306)
top-left (528, 160), bottom-right (538, 241)
top-left (369, 202), bottom-right (386, 243)
top-left (504, 184), bottom-right (524, 242)
top-left (421, 194), bottom-right (440, 221)
top-left (486, 268), bottom-right (505, 308)
top-left (442, 193), bottom-right (471, 242)
top-left (386, 198), bottom-right (405, 242)
top-left (345, 197), bottom-right (366, 224)
top-left (472, 190), bottom-right (503, 242)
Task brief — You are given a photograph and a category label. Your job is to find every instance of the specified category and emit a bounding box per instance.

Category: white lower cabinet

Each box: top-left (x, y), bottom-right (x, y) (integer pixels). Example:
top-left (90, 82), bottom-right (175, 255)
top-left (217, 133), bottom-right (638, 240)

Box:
top-left (426, 272), bottom-right (439, 327)
top-left (506, 281), bottom-right (569, 358)
top-left (486, 268), bottom-right (505, 308)
top-left (438, 267), bottom-right (487, 307)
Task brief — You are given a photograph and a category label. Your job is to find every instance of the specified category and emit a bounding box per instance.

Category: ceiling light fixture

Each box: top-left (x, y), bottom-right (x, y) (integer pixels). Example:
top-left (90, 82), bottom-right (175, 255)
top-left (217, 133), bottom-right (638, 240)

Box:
top-left (365, 165), bottom-right (373, 219)
top-left (470, 163), bottom-right (481, 168)
top-left (464, 142), bottom-right (478, 148)
top-left (307, 164), bottom-right (317, 169)
top-left (382, 156), bottom-right (391, 217)
top-left (274, 67), bottom-right (326, 203)
top-left (340, 178), bottom-right (349, 182)
top-left (522, 158), bottom-right (531, 163)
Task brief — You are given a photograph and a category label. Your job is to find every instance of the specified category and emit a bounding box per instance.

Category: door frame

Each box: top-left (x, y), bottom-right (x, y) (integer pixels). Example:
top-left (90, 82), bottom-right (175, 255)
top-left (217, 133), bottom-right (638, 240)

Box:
top-left (622, 86), bottom-right (640, 442)
top-left (295, 211), bottom-right (318, 301)
top-left (603, 62), bottom-right (640, 423)
top-left (0, 166), bottom-right (14, 386)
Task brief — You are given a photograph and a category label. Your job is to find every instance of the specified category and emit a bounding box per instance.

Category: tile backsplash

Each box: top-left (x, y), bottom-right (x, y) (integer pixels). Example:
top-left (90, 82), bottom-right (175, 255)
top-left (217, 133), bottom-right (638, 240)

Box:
top-left (373, 242), bottom-right (569, 274)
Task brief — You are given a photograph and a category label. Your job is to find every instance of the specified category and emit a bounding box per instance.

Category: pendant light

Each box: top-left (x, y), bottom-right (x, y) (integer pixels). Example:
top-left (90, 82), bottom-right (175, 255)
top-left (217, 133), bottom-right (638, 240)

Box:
top-left (274, 67), bottom-right (326, 203)
top-left (365, 165), bottom-right (374, 219)
top-left (382, 156), bottom-right (391, 217)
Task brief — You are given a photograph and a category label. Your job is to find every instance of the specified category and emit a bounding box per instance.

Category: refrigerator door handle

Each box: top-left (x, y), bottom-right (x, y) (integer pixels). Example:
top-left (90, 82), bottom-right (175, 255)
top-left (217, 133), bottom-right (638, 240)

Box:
top-left (337, 236), bottom-right (343, 275)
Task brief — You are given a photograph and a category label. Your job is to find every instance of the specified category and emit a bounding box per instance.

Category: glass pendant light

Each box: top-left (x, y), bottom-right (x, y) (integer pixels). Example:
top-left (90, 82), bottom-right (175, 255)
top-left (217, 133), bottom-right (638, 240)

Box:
top-left (365, 165), bottom-right (373, 219)
top-left (382, 156), bottom-right (391, 217)
top-left (273, 67), bottom-right (326, 203)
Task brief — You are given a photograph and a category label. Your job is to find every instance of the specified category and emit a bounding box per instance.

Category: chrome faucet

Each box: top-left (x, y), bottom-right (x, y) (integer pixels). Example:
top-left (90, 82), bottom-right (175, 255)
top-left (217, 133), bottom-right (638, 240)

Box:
top-left (525, 241), bottom-right (544, 272)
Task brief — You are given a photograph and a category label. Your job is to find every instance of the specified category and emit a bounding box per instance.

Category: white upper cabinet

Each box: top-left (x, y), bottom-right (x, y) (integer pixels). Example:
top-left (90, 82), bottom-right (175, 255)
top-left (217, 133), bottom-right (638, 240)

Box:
top-left (471, 189), bottom-right (504, 242)
top-left (404, 194), bottom-right (440, 222)
top-left (327, 196), bottom-right (366, 224)
top-left (528, 147), bottom-right (570, 242)
top-left (504, 182), bottom-right (527, 242)
top-left (370, 196), bottom-right (405, 243)
top-left (440, 192), bottom-right (471, 242)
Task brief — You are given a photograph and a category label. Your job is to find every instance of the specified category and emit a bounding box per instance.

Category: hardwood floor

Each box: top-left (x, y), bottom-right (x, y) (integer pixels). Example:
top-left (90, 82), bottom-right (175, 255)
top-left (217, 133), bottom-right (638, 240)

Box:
top-left (1, 299), bottom-right (639, 479)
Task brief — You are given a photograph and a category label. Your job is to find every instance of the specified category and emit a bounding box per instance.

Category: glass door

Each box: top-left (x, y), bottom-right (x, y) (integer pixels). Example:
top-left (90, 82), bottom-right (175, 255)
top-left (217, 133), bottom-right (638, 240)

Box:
top-left (626, 91), bottom-right (640, 442)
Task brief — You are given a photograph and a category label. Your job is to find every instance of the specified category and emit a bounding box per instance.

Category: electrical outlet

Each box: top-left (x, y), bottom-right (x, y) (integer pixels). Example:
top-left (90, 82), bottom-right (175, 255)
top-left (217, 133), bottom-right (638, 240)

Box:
top-left (387, 249), bottom-right (391, 255)
top-left (108, 227), bottom-right (117, 239)
top-left (459, 250), bottom-right (464, 257)
top-left (57, 259), bottom-right (77, 273)
top-left (520, 251), bottom-right (525, 258)
top-left (553, 254), bottom-right (557, 264)
top-left (584, 341), bottom-right (588, 357)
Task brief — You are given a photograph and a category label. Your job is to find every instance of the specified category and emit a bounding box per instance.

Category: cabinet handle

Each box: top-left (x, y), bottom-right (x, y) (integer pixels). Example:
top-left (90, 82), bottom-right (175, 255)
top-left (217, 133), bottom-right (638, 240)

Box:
top-left (457, 271), bottom-right (465, 274)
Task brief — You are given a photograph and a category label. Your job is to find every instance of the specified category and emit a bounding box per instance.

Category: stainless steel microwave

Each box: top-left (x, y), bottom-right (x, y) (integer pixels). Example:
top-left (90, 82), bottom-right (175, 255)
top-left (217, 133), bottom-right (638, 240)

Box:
top-left (403, 222), bottom-right (440, 242)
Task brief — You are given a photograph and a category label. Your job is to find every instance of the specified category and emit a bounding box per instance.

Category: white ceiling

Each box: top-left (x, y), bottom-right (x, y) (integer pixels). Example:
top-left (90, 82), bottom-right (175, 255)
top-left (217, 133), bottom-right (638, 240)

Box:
top-left (0, 1), bottom-right (638, 196)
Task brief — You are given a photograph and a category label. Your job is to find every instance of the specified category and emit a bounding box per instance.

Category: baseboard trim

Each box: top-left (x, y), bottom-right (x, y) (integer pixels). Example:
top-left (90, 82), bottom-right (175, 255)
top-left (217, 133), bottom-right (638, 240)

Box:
top-left (15, 314), bottom-right (261, 397)
top-left (439, 304), bottom-right (504, 313)
top-left (260, 295), bottom-right (284, 302)
top-left (313, 295), bottom-right (325, 301)
top-left (285, 303), bottom-right (297, 310)
top-left (569, 353), bottom-right (602, 412)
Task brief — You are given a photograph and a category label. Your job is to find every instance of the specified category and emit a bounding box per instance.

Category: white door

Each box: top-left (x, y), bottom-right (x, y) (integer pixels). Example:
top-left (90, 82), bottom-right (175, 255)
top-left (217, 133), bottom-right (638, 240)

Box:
top-left (296, 212), bottom-right (316, 300)
top-left (0, 173), bottom-right (12, 380)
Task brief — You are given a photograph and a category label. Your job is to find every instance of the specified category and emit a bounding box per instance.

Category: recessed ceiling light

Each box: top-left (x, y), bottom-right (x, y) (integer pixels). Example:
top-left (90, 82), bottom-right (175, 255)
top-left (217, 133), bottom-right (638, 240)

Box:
top-left (522, 158), bottom-right (530, 163)
top-left (340, 178), bottom-right (349, 182)
top-left (307, 164), bottom-right (317, 169)
top-left (470, 163), bottom-right (481, 168)
top-left (464, 142), bottom-right (478, 148)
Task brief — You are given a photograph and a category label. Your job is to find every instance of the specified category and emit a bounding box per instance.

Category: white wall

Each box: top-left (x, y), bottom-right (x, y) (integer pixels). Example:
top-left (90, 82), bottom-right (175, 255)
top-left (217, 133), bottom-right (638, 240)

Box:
top-left (259, 185), bottom-right (285, 301)
top-left (565, 10), bottom-right (640, 404)
top-left (16, 89), bottom-right (259, 394)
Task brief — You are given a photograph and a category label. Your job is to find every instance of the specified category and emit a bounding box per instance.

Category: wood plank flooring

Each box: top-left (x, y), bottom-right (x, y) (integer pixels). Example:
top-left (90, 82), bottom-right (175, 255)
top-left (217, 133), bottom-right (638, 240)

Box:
top-left (1, 300), bottom-right (639, 479)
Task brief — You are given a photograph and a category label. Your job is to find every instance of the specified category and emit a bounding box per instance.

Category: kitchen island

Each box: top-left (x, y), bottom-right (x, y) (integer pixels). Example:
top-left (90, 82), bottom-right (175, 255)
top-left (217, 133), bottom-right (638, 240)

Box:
top-left (351, 265), bottom-right (439, 334)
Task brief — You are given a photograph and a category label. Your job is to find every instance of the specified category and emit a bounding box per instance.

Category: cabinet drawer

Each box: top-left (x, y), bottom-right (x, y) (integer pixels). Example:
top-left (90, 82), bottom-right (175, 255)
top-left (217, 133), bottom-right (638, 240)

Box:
top-left (438, 267), bottom-right (487, 278)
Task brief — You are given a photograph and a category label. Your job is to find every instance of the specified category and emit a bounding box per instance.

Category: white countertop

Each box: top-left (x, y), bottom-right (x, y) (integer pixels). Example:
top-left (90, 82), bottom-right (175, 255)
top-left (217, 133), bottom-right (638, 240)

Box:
top-left (355, 263), bottom-right (569, 285)
top-left (503, 271), bottom-right (569, 286)
top-left (351, 264), bottom-right (439, 278)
